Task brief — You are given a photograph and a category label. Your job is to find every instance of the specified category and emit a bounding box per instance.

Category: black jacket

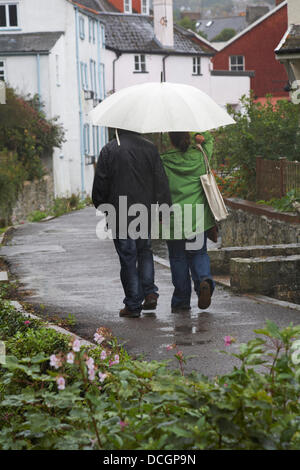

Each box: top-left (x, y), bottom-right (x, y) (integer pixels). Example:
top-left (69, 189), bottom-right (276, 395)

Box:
top-left (92, 131), bottom-right (172, 234)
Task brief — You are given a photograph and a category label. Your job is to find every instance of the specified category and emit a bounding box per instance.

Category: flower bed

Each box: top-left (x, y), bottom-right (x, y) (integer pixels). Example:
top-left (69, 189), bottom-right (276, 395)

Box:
top-left (0, 288), bottom-right (300, 450)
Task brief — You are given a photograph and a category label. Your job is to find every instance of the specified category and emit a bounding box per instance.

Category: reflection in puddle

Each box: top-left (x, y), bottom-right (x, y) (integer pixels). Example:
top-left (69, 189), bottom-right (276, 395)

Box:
top-left (171, 311), bottom-right (213, 346)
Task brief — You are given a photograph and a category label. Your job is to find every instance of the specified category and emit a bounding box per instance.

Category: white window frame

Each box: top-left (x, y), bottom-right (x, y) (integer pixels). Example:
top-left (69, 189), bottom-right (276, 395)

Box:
top-left (83, 124), bottom-right (90, 155)
top-left (229, 55), bottom-right (245, 72)
top-left (79, 16), bottom-right (85, 40)
top-left (0, 58), bottom-right (6, 81)
top-left (134, 54), bottom-right (146, 73)
top-left (80, 62), bottom-right (88, 90)
top-left (141, 0), bottom-right (149, 15)
top-left (88, 18), bottom-right (92, 42)
top-left (92, 125), bottom-right (100, 158)
top-left (0, 2), bottom-right (19, 29)
top-left (124, 0), bottom-right (132, 14)
top-left (192, 56), bottom-right (201, 75)
top-left (55, 55), bottom-right (60, 87)
top-left (99, 62), bottom-right (105, 100)
top-left (92, 20), bottom-right (96, 44)
top-left (90, 59), bottom-right (97, 97)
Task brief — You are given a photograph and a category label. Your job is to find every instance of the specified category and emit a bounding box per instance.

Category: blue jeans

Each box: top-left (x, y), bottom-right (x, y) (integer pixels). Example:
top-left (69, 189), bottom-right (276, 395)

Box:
top-left (166, 233), bottom-right (215, 308)
top-left (113, 238), bottom-right (158, 312)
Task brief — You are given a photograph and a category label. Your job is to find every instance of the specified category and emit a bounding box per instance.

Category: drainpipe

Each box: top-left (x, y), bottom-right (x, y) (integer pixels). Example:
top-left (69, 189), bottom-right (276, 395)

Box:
top-left (75, 6), bottom-right (85, 198)
top-left (162, 54), bottom-right (169, 82)
top-left (113, 51), bottom-right (121, 93)
top-left (36, 53), bottom-right (41, 108)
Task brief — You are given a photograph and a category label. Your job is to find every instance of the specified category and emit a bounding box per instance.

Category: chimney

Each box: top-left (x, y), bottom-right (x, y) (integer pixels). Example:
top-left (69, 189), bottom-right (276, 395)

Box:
top-left (288, 0), bottom-right (300, 26)
top-left (153, 0), bottom-right (174, 48)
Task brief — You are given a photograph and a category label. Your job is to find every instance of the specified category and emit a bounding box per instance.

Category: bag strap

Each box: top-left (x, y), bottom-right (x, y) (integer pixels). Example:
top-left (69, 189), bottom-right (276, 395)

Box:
top-left (196, 144), bottom-right (211, 175)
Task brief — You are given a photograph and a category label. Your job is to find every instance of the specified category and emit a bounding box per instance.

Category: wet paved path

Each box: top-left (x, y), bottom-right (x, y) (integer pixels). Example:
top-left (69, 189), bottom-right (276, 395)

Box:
top-left (1, 207), bottom-right (300, 377)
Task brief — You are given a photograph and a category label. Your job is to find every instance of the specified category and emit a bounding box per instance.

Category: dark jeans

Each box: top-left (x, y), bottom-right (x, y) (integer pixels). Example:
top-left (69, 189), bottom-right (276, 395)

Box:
top-left (166, 232), bottom-right (215, 308)
top-left (113, 238), bottom-right (158, 312)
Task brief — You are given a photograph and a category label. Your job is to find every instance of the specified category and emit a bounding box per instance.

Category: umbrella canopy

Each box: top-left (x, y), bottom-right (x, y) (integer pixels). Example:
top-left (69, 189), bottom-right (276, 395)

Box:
top-left (90, 82), bottom-right (235, 133)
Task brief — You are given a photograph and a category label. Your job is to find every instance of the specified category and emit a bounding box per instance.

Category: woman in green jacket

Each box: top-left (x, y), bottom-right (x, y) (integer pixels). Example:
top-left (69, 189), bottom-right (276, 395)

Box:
top-left (160, 131), bottom-right (216, 312)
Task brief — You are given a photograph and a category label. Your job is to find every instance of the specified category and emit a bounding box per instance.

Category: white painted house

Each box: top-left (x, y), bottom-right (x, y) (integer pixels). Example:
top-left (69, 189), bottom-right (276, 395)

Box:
top-left (0, 0), bottom-right (251, 197)
top-left (100, 0), bottom-right (251, 109)
top-left (0, 0), bottom-right (107, 197)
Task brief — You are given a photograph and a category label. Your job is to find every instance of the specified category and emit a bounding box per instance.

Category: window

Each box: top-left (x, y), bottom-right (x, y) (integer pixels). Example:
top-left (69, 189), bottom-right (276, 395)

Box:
top-left (92, 125), bottom-right (100, 157)
top-left (92, 20), bottom-right (96, 44)
top-left (79, 16), bottom-right (85, 40)
top-left (99, 62), bottom-right (105, 100)
top-left (88, 18), bottom-right (92, 42)
top-left (80, 62), bottom-right (88, 90)
top-left (0, 3), bottom-right (18, 28)
top-left (100, 24), bottom-right (105, 48)
top-left (124, 0), bottom-right (131, 13)
top-left (88, 19), bottom-right (96, 43)
top-left (83, 124), bottom-right (90, 155)
top-left (90, 59), bottom-right (97, 97)
top-left (55, 55), bottom-right (60, 87)
top-left (230, 55), bottom-right (245, 71)
top-left (141, 0), bottom-right (149, 15)
top-left (134, 54), bottom-right (146, 73)
top-left (0, 60), bottom-right (5, 81)
top-left (192, 56), bottom-right (201, 75)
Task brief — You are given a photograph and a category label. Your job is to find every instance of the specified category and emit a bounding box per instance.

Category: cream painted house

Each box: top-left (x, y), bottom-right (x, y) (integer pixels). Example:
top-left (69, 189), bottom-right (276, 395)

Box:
top-left (0, 0), bottom-right (107, 197)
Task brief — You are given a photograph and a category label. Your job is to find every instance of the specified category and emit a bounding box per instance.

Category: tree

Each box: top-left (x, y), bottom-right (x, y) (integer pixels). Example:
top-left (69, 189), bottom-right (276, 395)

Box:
top-left (212, 28), bottom-right (236, 42)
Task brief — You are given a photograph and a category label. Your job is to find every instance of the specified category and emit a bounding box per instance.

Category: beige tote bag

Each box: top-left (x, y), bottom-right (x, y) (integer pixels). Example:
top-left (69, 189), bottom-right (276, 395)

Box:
top-left (197, 144), bottom-right (229, 222)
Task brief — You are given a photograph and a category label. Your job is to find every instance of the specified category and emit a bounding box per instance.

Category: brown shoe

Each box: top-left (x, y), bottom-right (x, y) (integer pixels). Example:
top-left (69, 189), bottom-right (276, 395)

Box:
top-left (198, 281), bottom-right (211, 310)
top-left (142, 293), bottom-right (158, 310)
top-left (119, 307), bottom-right (141, 318)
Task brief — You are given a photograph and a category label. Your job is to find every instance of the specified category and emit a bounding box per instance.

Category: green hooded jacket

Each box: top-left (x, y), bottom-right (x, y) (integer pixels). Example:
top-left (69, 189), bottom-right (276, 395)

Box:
top-left (160, 132), bottom-right (215, 240)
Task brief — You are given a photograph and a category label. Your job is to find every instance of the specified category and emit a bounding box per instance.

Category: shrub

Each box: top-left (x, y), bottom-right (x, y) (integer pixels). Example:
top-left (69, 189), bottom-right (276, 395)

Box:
top-left (214, 94), bottom-right (300, 199)
top-left (0, 303), bottom-right (300, 450)
top-left (0, 87), bottom-right (65, 181)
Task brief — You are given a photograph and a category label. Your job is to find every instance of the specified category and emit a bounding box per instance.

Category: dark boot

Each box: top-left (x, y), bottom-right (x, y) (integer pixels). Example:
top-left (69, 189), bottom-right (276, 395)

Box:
top-left (119, 307), bottom-right (141, 318)
top-left (197, 280), bottom-right (212, 310)
top-left (142, 293), bottom-right (158, 310)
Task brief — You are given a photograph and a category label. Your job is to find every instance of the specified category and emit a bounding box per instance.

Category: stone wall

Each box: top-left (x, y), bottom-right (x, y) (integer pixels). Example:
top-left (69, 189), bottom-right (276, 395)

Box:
top-left (220, 198), bottom-right (300, 247)
top-left (230, 255), bottom-right (300, 304)
top-left (11, 175), bottom-right (54, 224)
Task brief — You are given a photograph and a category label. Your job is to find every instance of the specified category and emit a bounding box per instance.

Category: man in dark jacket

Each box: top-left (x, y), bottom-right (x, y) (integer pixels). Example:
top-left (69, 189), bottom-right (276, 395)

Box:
top-left (92, 129), bottom-right (172, 318)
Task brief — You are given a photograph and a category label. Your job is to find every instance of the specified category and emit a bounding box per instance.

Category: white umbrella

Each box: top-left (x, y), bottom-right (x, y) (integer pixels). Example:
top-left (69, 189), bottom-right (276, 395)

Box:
top-left (90, 82), bottom-right (235, 133)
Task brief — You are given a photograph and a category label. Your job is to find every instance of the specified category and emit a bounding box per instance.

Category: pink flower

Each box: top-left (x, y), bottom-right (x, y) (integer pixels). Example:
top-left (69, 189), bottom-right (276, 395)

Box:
top-left (224, 336), bottom-right (235, 347)
top-left (100, 350), bottom-right (107, 360)
top-left (72, 338), bottom-right (81, 352)
top-left (94, 333), bottom-right (105, 345)
top-left (99, 372), bottom-right (107, 383)
top-left (50, 354), bottom-right (61, 369)
top-left (24, 320), bottom-right (31, 325)
top-left (66, 352), bottom-right (75, 364)
top-left (88, 368), bottom-right (96, 382)
top-left (109, 354), bottom-right (119, 367)
top-left (86, 357), bottom-right (95, 370)
top-left (56, 376), bottom-right (65, 390)
top-left (166, 344), bottom-right (176, 351)
top-left (119, 421), bottom-right (128, 430)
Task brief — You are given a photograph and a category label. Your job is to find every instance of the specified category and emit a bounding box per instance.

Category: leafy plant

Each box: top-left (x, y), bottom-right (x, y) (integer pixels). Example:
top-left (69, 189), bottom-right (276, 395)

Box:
top-left (257, 189), bottom-right (300, 213)
top-left (214, 94), bottom-right (300, 200)
top-left (28, 210), bottom-right (48, 222)
top-left (1, 293), bottom-right (300, 450)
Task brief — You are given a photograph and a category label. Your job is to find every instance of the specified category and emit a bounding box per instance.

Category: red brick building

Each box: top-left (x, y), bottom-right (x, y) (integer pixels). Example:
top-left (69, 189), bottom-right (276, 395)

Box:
top-left (212, 0), bottom-right (289, 99)
top-left (107, 0), bottom-right (146, 14)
